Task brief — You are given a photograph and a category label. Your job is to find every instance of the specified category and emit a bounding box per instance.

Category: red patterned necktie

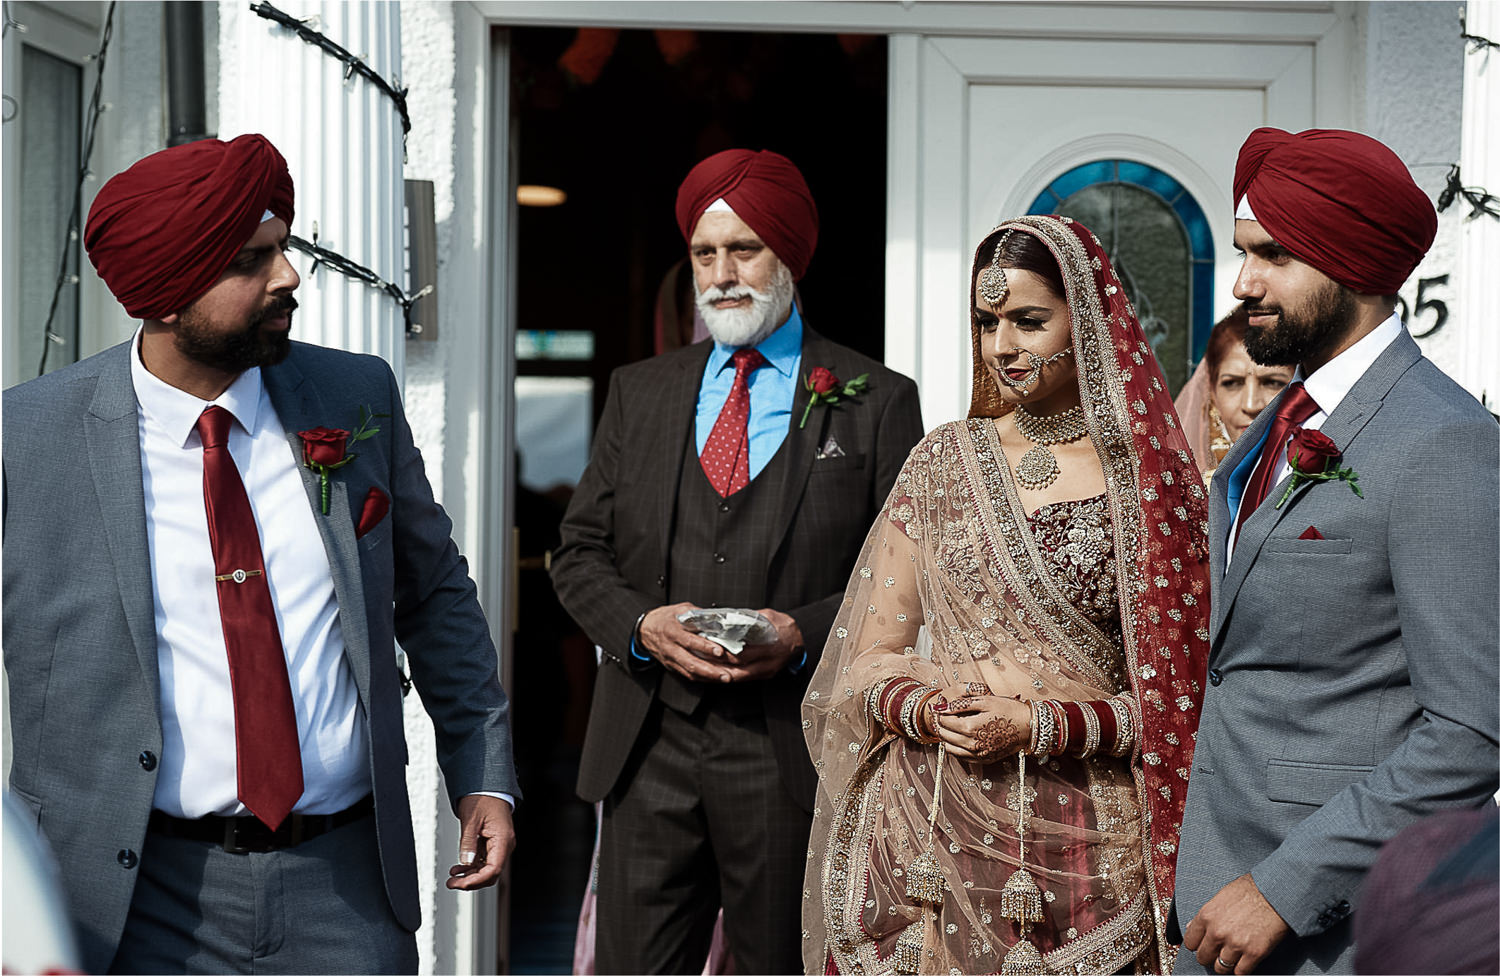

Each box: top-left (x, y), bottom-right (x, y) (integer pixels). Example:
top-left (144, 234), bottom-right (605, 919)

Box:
top-left (196, 405), bottom-right (304, 829)
top-left (1232, 381), bottom-right (1319, 548)
top-left (700, 347), bottom-right (767, 497)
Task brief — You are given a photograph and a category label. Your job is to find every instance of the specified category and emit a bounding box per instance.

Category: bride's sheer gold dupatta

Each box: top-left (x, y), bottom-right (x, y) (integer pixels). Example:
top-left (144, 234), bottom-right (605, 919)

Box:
top-left (802, 216), bottom-right (1211, 976)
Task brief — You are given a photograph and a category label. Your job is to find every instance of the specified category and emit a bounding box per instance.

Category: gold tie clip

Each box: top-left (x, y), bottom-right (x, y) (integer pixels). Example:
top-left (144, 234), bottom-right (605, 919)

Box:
top-left (214, 569), bottom-right (264, 584)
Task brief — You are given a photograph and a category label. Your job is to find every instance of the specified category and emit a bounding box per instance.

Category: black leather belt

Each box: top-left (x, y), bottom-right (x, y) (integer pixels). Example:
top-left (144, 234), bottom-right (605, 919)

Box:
top-left (148, 795), bottom-right (374, 854)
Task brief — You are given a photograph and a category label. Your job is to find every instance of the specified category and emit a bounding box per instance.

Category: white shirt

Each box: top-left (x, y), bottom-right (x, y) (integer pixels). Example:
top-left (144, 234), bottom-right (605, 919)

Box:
top-left (131, 330), bottom-right (370, 817)
top-left (1225, 313), bottom-right (1404, 557)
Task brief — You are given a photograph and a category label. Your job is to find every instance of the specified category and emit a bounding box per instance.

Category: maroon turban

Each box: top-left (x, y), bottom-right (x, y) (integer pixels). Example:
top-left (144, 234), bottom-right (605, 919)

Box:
top-left (675, 149), bottom-right (818, 280)
top-left (1233, 127), bottom-right (1436, 294)
top-left (85, 134), bottom-right (295, 320)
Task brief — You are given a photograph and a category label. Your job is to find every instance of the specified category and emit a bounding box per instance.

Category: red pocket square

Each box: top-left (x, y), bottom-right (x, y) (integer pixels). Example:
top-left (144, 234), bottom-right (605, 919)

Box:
top-left (357, 487), bottom-right (390, 539)
top-left (1298, 525), bottom-right (1325, 540)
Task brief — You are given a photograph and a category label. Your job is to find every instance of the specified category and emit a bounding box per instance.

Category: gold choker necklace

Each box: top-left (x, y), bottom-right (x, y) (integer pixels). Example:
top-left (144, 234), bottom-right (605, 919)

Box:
top-left (1012, 404), bottom-right (1087, 489)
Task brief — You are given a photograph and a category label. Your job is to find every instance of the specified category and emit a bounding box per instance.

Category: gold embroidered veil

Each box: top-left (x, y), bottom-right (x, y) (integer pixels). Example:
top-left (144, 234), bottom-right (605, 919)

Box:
top-left (801, 216), bottom-right (1211, 976)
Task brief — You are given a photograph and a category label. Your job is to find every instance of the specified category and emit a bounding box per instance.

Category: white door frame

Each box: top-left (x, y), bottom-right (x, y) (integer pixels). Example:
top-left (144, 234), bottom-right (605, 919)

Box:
top-left (472, 3), bottom-right (1352, 424)
top-left (466, 2), bottom-right (1353, 969)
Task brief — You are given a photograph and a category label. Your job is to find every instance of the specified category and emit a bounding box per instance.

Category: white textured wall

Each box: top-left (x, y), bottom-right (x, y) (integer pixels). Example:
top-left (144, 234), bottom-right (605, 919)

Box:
top-left (400, 2), bottom-right (503, 973)
top-left (1360, 1), bottom-right (1469, 376)
top-left (396, 5), bottom-right (458, 972)
top-left (1456, 0), bottom-right (1499, 409)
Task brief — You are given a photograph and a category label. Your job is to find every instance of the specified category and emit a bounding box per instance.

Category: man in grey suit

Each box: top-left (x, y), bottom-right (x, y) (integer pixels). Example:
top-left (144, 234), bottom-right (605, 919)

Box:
top-left (551, 149), bottom-right (923, 973)
top-left (1170, 127), bottom-right (1499, 974)
top-left (3, 134), bottom-right (519, 974)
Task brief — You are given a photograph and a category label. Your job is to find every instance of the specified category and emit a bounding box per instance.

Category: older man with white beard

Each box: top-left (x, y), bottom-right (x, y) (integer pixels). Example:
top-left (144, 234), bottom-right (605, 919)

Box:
top-left (552, 149), bottom-right (923, 975)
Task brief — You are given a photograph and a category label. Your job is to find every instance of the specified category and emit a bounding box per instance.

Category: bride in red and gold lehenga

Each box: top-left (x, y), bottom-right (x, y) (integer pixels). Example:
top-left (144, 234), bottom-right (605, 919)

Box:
top-left (802, 215), bottom-right (1211, 976)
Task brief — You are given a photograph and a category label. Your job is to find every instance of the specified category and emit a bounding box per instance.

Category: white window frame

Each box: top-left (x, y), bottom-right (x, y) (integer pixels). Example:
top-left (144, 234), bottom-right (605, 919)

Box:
top-left (2, 1), bottom-right (109, 391)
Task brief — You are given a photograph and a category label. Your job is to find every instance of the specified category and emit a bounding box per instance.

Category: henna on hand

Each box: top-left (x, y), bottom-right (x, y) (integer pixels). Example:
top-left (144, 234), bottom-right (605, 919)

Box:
top-left (973, 714), bottom-right (1025, 758)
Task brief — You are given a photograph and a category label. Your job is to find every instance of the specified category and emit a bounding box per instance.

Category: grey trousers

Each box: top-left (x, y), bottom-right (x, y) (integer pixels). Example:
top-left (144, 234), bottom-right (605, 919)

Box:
top-left (596, 695), bottom-right (813, 975)
top-left (109, 812), bottom-right (418, 975)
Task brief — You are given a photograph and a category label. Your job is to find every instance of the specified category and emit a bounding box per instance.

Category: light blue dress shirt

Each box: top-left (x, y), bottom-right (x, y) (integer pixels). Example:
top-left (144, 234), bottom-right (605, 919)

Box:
top-left (694, 307), bottom-right (804, 479)
top-left (631, 309), bottom-right (807, 667)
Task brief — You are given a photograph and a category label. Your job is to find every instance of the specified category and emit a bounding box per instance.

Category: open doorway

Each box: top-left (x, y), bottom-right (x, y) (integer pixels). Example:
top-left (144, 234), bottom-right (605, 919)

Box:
top-left (505, 25), bottom-right (887, 973)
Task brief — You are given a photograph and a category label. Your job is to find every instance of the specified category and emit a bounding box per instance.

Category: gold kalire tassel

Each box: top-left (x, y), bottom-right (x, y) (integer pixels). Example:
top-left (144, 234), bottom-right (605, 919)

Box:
top-left (1000, 866), bottom-right (1045, 922)
top-left (905, 843), bottom-right (946, 905)
top-left (905, 743), bottom-right (948, 906)
top-left (1000, 752), bottom-right (1047, 975)
top-left (892, 920), bottom-right (924, 975)
top-left (1000, 936), bottom-right (1047, 976)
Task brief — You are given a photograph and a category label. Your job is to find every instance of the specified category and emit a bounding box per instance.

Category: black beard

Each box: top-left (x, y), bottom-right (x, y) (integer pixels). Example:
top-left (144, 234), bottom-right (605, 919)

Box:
top-left (1242, 283), bottom-right (1356, 367)
top-left (175, 296), bottom-right (297, 373)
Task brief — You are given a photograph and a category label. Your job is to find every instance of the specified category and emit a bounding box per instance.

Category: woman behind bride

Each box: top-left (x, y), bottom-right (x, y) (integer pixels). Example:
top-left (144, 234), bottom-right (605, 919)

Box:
top-left (803, 215), bottom-right (1211, 976)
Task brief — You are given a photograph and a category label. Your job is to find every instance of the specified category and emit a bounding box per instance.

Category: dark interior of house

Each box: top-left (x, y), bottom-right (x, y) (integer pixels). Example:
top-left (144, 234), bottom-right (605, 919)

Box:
top-left (506, 25), bottom-right (887, 972)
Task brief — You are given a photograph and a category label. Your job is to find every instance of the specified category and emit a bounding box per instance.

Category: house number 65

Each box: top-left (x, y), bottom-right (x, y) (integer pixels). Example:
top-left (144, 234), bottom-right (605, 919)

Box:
top-left (1397, 275), bottom-right (1450, 339)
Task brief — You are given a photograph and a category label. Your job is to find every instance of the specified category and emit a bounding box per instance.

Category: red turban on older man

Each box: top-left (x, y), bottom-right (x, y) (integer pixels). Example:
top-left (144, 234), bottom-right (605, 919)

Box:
top-left (85, 134), bottom-right (295, 320)
top-left (1233, 127), bottom-right (1436, 295)
top-left (675, 149), bottom-right (818, 281)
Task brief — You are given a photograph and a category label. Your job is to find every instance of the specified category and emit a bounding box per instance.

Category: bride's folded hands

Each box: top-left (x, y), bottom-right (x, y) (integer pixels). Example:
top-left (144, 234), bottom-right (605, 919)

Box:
top-left (930, 694), bottom-right (1032, 760)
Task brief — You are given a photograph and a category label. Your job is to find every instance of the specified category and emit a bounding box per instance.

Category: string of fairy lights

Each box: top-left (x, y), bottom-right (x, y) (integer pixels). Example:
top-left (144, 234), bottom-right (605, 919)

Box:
top-left (22, 1), bottom-right (425, 376)
top-left (248, 0), bottom-right (428, 334)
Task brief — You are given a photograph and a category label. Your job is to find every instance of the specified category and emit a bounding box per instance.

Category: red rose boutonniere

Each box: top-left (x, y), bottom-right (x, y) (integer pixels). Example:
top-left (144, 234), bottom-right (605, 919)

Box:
top-left (299, 406), bottom-right (388, 514)
top-left (1275, 427), bottom-right (1363, 509)
top-left (799, 367), bottom-right (870, 429)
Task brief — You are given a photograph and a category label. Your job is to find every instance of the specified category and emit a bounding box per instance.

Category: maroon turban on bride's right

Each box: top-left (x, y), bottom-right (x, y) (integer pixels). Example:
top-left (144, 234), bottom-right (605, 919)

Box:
top-left (85, 134), bottom-right (295, 320)
top-left (675, 149), bottom-right (819, 280)
top-left (1233, 127), bottom-right (1436, 294)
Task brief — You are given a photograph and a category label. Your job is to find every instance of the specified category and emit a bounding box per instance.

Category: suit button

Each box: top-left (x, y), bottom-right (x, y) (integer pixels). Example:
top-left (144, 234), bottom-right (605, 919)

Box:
top-left (656, 575), bottom-right (666, 588)
top-left (118, 849), bottom-right (138, 869)
top-left (1208, 669), bottom-right (1222, 686)
top-left (713, 552), bottom-right (726, 564)
top-left (719, 501), bottom-right (730, 513)
top-left (138, 750), bottom-right (157, 771)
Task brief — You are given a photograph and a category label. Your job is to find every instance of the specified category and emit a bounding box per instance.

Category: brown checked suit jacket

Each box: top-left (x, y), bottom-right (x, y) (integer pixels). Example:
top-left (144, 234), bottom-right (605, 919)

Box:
top-left (551, 325), bottom-right (923, 810)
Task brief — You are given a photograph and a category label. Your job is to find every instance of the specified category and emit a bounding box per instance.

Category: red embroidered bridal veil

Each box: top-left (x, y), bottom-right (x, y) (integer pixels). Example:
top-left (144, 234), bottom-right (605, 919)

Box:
top-left (802, 215), bottom-right (1211, 975)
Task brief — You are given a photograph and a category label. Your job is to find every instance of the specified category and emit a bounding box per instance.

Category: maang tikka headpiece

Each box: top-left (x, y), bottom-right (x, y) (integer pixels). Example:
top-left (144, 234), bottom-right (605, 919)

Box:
top-left (977, 230), bottom-right (1015, 308)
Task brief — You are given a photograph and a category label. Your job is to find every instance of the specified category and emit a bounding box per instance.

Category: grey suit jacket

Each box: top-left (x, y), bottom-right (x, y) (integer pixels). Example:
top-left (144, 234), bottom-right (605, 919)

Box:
top-left (1171, 330), bottom-right (1499, 973)
top-left (551, 327), bottom-right (923, 810)
top-left (3, 340), bottom-right (519, 974)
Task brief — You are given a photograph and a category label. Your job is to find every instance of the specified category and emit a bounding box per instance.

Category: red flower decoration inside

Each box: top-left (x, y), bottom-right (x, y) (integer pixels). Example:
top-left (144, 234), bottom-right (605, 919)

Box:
top-left (1275, 427), bottom-right (1363, 509)
top-left (807, 366), bottom-right (841, 395)
top-left (299, 427), bottom-right (350, 468)
top-left (1286, 428), bottom-right (1339, 475)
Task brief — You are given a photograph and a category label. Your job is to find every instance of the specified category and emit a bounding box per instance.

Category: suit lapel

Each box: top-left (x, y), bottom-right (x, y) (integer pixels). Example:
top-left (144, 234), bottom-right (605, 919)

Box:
top-left (1212, 331), bottom-right (1421, 644)
top-left (262, 352), bottom-right (372, 707)
top-left (656, 343), bottom-right (712, 565)
top-left (84, 345), bottom-right (161, 710)
top-left (766, 329), bottom-right (825, 558)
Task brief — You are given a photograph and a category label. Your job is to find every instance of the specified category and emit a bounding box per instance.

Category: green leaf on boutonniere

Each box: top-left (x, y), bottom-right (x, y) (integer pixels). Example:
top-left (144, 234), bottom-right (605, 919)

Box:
top-left (299, 405), bottom-right (391, 514)
top-left (800, 369), bottom-right (870, 429)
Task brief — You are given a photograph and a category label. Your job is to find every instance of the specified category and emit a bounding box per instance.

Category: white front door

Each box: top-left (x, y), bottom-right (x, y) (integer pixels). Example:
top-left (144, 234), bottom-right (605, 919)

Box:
top-left (887, 22), bottom-right (1351, 426)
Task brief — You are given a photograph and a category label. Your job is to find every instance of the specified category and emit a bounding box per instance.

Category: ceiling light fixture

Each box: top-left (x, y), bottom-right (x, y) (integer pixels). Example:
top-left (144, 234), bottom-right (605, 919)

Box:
top-left (517, 184), bottom-right (567, 207)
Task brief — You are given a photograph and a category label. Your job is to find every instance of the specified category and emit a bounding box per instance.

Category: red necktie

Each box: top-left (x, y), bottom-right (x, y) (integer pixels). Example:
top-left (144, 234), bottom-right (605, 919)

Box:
top-left (700, 348), bottom-right (766, 497)
top-left (196, 406), bottom-right (304, 829)
top-left (1232, 381), bottom-right (1319, 548)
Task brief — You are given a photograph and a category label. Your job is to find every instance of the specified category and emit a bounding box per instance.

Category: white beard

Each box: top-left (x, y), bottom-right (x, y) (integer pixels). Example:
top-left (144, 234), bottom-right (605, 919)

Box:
top-left (695, 261), bottom-right (795, 348)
